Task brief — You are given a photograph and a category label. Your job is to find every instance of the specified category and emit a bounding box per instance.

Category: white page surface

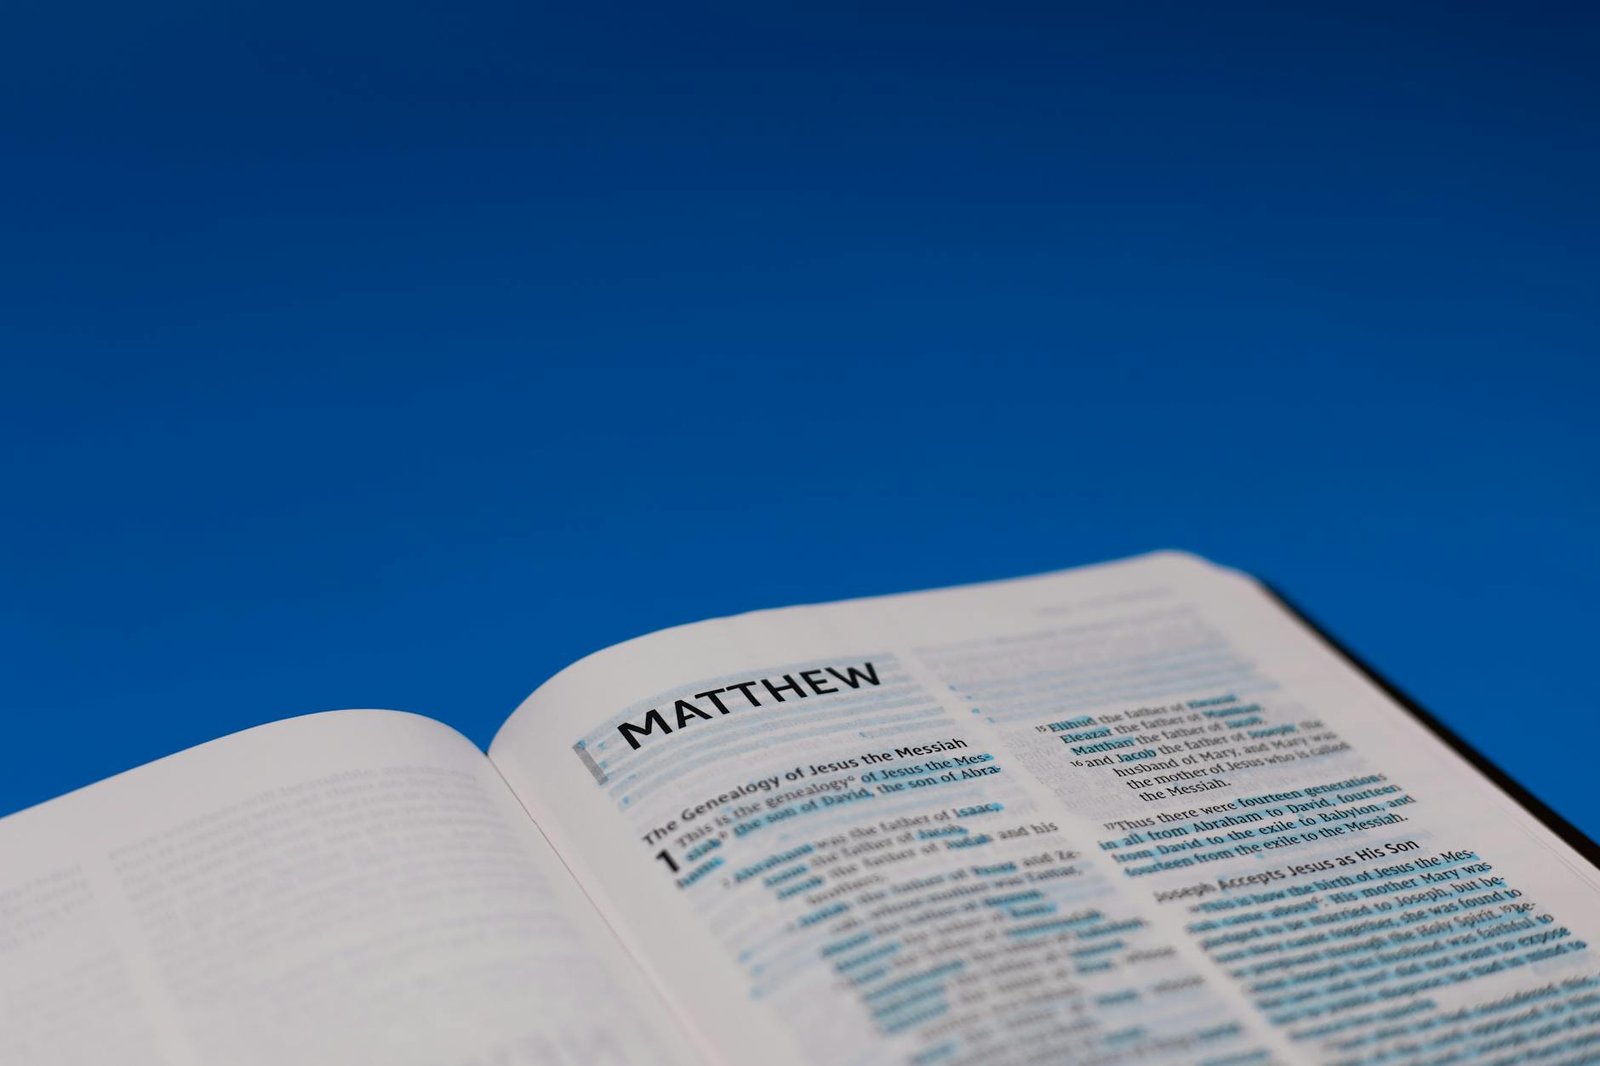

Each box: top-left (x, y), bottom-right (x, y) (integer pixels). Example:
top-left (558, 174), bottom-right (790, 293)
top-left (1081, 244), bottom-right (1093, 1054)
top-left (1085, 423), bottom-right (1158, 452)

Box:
top-left (0, 709), bottom-right (695, 1066)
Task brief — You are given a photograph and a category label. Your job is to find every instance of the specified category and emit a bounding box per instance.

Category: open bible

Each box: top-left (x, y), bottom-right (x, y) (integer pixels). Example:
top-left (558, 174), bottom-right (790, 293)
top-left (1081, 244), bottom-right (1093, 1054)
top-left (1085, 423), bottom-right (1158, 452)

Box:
top-left (5, 552), bottom-right (1598, 1065)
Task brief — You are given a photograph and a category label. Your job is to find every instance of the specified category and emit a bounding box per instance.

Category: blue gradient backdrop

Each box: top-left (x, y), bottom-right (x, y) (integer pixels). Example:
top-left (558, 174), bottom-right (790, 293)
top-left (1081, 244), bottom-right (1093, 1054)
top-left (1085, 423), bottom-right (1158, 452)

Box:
top-left (2, 3), bottom-right (1596, 833)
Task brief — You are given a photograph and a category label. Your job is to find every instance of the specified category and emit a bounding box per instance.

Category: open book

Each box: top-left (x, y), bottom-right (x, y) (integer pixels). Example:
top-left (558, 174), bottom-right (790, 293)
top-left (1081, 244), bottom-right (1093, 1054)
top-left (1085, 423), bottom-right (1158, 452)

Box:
top-left (5, 552), bottom-right (1598, 1065)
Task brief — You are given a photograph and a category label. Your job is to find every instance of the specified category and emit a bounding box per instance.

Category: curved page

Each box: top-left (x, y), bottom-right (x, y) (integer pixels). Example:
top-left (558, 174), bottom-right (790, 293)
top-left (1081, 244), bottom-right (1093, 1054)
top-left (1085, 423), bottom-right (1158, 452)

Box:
top-left (491, 552), bottom-right (1600, 1066)
top-left (0, 709), bottom-right (696, 1066)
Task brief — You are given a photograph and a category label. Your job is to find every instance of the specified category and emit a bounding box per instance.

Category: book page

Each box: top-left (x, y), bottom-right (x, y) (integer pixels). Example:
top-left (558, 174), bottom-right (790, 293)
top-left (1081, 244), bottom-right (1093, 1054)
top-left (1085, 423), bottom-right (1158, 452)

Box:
top-left (0, 709), bottom-right (696, 1066)
top-left (490, 552), bottom-right (1600, 1065)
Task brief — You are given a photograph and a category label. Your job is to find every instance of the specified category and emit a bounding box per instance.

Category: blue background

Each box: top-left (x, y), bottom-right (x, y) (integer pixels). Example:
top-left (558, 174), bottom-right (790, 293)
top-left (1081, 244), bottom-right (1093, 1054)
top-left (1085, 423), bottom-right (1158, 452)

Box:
top-left (2, 3), bottom-right (1596, 833)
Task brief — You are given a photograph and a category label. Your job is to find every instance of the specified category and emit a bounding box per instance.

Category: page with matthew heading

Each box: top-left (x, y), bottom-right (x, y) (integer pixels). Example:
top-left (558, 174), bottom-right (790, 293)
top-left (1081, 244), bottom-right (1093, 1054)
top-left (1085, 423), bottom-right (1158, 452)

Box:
top-left (489, 552), bottom-right (1600, 1066)
top-left (0, 710), bottom-right (697, 1066)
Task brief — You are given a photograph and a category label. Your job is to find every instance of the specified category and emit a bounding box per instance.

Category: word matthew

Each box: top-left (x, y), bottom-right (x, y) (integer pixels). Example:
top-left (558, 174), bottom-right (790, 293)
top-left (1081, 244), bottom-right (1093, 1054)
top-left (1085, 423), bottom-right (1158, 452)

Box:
top-left (617, 662), bottom-right (883, 750)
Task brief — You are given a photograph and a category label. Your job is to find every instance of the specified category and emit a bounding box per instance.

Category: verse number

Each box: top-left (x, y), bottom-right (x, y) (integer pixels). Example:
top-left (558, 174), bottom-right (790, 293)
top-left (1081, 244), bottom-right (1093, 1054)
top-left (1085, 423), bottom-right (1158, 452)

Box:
top-left (655, 849), bottom-right (679, 874)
